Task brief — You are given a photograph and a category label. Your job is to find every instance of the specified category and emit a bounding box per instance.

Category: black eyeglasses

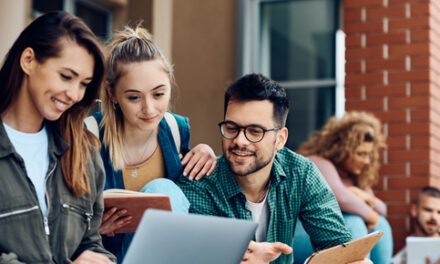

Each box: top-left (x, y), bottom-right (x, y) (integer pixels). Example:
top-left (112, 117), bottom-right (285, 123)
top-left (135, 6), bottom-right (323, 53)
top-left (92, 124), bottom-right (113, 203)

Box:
top-left (218, 121), bottom-right (281, 143)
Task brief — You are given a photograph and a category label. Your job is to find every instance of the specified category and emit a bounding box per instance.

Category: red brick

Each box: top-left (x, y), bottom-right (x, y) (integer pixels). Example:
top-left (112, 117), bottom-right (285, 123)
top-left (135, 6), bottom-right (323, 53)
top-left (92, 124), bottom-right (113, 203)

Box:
top-left (347, 46), bottom-right (383, 59)
top-left (411, 56), bottom-right (429, 69)
top-left (345, 21), bottom-right (383, 34)
top-left (388, 176), bottom-right (430, 188)
top-left (386, 135), bottom-right (407, 149)
top-left (373, 110), bottom-right (407, 122)
top-left (388, 43), bottom-right (430, 57)
top-left (367, 6), bottom-right (406, 20)
top-left (344, 0), bottom-right (383, 9)
top-left (346, 98), bottom-right (384, 111)
top-left (411, 83), bottom-right (430, 95)
top-left (388, 123), bottom-right (429, 135)
top-left (411, 163), bottom-right (430, 174)
top-left (388, 70), bottom-right (429, 82)
top-left (411, 135), bottom-right (430, 147)
top-left (380, 163), bottom-right (407, 175)
top-left (411, 3), bottom-right (430, 16)
top-left (388, 95), bottom-right (429, 109)
top-left (345, 86), bottom-right (363, 98)
top-left (376, 189), bottom-right (407, 202)
top-left (345, 9), bottom-right (363, 22)
top-left (389, 17), bottom-right (429, 31)
top-left (388, 204), bottom-right (411, 215)
top-left (365, 58), bottom-right (406, 71)
top-left (346, 61), bottom-right (363, 73)
top-left (346, 72), bottom-right (383, 85)
top-left (367, 32), bottom-right (406, 46)
top-left (346, 35), bottom-right (363, 48)
top-left (411, 109), bottom-right (430, 120)
top-left (411, 29), bottom-right (430, 42)
top-left (388, 149), bottom-right (429, 161)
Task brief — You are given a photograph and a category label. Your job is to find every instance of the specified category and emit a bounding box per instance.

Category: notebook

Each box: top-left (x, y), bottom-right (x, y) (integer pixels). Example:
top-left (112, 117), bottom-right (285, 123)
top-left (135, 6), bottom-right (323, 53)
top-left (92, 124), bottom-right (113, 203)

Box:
top-left (407, 236), bottom-right (440, 264)
top-left (306, 231), bottom-right (384, 264)
top-left (122, 209), bottom-right (258, 264)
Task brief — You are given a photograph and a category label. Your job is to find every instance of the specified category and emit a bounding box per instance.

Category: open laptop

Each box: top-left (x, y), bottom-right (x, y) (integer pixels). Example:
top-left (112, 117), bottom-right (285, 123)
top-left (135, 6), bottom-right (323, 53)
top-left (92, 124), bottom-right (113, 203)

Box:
top-left (122, 209), bottom-right (258, 264)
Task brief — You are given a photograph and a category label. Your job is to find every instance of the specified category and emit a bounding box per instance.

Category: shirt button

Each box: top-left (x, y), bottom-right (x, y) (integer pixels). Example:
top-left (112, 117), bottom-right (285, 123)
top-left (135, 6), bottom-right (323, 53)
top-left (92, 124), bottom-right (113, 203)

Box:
top-left (246, 211), bottom-right (250, 216)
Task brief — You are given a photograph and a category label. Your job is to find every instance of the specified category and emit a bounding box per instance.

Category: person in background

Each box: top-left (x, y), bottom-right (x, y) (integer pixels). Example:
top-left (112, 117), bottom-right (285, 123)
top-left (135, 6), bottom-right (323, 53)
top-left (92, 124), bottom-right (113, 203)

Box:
top-left (0, 11), bottom-right (115, 263)
top-left (89, 26), bottom-right (217, 263)
top-left (296, 111), bottom-right (392, 264)
top-left (177, 73), bottom-right (372, 264)
top-left (392, 186), bottom-right (440, 264)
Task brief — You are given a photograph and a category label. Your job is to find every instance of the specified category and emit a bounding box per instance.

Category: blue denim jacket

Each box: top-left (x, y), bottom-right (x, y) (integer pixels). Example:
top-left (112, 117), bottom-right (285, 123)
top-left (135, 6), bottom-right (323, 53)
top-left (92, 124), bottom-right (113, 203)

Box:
top-left (92, 111), bottom-right (191, 263)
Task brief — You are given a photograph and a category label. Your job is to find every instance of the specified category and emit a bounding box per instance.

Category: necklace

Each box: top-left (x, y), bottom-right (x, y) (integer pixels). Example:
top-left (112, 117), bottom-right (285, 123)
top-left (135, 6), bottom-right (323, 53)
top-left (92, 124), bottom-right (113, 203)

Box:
top-left (256, 182), bottom-right (271, 203)
top-left (125, 144), bottom-right (151, 178)
top-left (131, 165), bottom-right (140, 177)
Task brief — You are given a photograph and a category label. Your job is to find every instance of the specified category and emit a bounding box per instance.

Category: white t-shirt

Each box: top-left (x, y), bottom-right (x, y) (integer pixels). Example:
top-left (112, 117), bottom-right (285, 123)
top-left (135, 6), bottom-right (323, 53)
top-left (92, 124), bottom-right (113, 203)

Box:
top-left (4, 123), bottom-right (49, 216)
top-left (246, 193), bottom-right (269, 242)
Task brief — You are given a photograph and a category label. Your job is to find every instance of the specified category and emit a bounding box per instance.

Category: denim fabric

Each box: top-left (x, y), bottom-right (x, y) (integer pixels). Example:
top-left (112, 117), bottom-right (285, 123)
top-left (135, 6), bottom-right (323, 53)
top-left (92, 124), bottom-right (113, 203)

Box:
top-left (293, 213), bottom-right (393, 264)
top-left (94, 112), bottom-right (191, 264)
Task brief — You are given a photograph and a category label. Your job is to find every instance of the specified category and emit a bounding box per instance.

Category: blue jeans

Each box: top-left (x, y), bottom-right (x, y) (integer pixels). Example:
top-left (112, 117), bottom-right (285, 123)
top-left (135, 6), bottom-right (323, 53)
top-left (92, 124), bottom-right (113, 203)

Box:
top-left (293, 214), bottom-right (393, 264)
top-left (120, 178), bottom-right (190, 261)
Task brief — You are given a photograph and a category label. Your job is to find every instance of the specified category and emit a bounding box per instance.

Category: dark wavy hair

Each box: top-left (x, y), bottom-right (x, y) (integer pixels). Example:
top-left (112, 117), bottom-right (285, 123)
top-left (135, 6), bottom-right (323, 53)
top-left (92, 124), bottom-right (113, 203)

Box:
top-left (0, 11), bottom-right (105, 196)
top-left (224, 73), bottom-right (289, 127)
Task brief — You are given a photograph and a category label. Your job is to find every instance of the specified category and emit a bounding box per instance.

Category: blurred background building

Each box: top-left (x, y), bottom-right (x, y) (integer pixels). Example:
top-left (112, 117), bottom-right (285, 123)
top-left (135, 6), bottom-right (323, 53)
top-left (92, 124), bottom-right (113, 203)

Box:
top-left (1, 0), bottom-right (439, 253)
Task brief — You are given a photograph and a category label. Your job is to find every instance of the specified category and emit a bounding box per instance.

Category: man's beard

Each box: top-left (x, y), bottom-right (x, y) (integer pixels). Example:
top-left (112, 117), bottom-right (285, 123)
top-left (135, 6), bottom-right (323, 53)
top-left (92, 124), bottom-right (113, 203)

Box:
top-left (223, 144), bottom-right (275, 177)
top-left (415, 217), bottom-right (439, 236)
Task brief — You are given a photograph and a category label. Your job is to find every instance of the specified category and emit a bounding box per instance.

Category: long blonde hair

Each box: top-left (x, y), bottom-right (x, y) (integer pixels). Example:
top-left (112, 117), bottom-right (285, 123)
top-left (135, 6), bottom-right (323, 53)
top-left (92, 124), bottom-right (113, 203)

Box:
top-left (298, 111), bottom-right (386, 189)
top-left (101, 25), bottom-right (174, 170)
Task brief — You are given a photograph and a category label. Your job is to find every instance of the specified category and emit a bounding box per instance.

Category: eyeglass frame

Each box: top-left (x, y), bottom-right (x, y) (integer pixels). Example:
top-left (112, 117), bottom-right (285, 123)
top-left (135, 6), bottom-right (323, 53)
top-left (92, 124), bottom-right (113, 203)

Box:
top-left (218, 120), bottom-right (281, 143)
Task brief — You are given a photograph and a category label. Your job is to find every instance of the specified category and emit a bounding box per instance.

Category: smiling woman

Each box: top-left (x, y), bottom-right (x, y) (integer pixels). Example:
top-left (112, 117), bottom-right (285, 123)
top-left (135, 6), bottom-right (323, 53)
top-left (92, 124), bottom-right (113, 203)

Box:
top-left (0, 11), bottom-right (115, 263)
top-left (295, 111), bottom-right (393, 264)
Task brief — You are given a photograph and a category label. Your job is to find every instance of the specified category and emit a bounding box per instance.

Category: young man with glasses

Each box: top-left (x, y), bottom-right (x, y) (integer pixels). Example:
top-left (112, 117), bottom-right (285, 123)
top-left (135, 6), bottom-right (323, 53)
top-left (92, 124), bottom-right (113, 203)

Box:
top-left (177, 73), bottom-right (371, 264)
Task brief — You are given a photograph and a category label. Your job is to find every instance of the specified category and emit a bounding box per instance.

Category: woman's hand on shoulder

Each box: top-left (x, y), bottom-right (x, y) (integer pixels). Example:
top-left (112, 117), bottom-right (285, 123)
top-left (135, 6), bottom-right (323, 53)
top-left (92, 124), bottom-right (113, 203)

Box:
top-left (99, 207), bottom-right (132, 237)
top-left (181, 144), bottom-right (217, 181)
top-left (72, 250), bottom-right (114, 263)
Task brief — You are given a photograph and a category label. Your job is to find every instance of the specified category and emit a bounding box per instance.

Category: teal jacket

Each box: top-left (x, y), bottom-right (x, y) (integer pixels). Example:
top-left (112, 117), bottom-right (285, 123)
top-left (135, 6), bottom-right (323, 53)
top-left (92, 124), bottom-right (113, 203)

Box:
top-left (0, 120), bottom-right (115, 263)
top-left (93, 112), bottom-right (191, 263)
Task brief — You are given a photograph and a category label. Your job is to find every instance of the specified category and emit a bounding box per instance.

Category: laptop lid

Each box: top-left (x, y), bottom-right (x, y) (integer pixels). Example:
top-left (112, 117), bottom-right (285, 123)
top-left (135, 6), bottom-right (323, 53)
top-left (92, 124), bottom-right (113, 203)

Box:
top-left (122, 209), bottom-right (258, 264)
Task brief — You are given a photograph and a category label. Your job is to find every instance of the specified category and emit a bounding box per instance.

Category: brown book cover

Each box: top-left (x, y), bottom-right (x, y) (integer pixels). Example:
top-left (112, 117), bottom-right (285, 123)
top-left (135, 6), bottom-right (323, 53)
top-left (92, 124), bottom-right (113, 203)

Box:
top-left (103, 189), bottom-right (172, 234)
top-left (306, 231), bottom-right (384, 264)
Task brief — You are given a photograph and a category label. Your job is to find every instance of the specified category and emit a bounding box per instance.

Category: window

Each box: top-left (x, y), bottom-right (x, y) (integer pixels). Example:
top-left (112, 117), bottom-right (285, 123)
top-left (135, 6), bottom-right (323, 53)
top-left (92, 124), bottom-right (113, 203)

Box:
top-left (238, 0), bottom-right (344, 150)
top-left (32, 0), bottom-right (112, 40)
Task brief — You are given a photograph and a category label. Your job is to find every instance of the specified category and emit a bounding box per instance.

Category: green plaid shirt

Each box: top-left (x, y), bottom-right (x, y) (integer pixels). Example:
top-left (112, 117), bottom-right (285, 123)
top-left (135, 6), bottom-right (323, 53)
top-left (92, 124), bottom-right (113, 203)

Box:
top-left (177, 147), bottom-right (352, 264)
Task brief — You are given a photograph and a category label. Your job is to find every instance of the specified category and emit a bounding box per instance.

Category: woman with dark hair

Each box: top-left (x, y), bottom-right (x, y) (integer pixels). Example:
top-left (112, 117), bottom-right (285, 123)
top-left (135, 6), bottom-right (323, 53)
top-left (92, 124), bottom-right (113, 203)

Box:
top-left (0, 11), bottom-right (115, 263)
top-left (294, 111), bottom-right (392, 264)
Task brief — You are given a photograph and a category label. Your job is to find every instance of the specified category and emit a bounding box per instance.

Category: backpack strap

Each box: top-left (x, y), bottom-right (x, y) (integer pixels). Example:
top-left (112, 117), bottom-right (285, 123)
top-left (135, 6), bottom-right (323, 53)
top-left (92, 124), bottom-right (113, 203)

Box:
top-left (84, 116), bottom-right (99, 138)
top-left (164, 112), bottom-right (182, 158)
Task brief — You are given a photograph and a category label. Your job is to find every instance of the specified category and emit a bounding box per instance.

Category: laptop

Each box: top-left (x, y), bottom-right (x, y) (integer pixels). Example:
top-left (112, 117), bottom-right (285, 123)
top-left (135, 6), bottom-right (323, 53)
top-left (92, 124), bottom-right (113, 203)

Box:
top-left (407, 236), bottom-right (440, 264)
top-left (122, 209), bottom-right (258, 264)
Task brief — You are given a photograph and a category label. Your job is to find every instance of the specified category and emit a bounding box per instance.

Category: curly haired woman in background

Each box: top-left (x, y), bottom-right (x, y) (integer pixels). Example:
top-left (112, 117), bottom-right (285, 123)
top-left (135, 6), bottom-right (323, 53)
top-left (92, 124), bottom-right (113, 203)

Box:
top-left (295, 111), bottom-right (392, 264)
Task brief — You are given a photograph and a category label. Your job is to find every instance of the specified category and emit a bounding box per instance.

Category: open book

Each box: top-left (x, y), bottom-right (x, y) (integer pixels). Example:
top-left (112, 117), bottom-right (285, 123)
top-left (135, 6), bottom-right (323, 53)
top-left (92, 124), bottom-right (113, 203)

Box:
top-left (103, 189), bottom-right (172, 234)
top-left (306, 231), bottom-right (383, 264)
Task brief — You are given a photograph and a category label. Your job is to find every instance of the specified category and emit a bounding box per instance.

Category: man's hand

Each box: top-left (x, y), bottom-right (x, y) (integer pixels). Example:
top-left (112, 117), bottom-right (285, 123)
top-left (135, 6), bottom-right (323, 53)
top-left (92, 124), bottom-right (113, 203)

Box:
top-left (99, 207), bottom-right (132, 237)
top-left (181, 143), bottom-right (217, 180)
top-left (426, 257), bottom-right (440, 264)
top-left (240, 241), bottom-right (292, 264)
top-left (72, 250), bottom-right (114, 263)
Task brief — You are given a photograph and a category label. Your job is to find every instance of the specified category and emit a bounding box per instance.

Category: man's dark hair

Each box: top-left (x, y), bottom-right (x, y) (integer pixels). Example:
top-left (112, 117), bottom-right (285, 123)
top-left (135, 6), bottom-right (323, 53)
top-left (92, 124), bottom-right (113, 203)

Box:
top-left (224, 73), bottom-right (289, 127)
top-left (417, 186), bottom-right (440, 205)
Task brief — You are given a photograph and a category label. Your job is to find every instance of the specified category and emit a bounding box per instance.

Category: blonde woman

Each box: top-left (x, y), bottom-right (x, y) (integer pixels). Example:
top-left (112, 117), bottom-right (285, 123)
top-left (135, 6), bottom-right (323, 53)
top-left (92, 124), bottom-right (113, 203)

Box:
top-left (0, 11), bottom-right (114, 263)
top-left (295, 111), bottom-right (392, 264)
top-left (89, 26), bottom-right (217, 263)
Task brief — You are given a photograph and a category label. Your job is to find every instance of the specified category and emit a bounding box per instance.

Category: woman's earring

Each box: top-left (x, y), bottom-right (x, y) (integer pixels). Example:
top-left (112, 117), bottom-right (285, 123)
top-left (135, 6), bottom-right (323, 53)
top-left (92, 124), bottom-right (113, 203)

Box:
top-left (112, 103), bottom-right (117, 110)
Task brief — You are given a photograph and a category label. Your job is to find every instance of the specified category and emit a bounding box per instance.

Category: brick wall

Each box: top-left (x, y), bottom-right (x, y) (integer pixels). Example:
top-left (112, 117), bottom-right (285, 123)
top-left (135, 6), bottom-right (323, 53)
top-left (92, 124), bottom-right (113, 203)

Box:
top-left (343, 0), bottom-right (440, 252)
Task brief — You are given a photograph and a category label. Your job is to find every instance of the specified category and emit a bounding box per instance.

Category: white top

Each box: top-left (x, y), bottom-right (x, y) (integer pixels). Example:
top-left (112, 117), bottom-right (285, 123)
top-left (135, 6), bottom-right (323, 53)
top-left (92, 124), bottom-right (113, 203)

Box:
top-left (246, 193), bottom-right (269, 242)
top-left (392, 246), bottom-right (406, 264)
top-left (4, 123), bottom-right (49, 216)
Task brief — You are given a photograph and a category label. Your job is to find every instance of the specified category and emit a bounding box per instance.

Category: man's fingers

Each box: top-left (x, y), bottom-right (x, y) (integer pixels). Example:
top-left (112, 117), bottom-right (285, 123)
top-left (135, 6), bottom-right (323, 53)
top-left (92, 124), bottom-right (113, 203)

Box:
top-left (272, 242), bottom-right (293, 254)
